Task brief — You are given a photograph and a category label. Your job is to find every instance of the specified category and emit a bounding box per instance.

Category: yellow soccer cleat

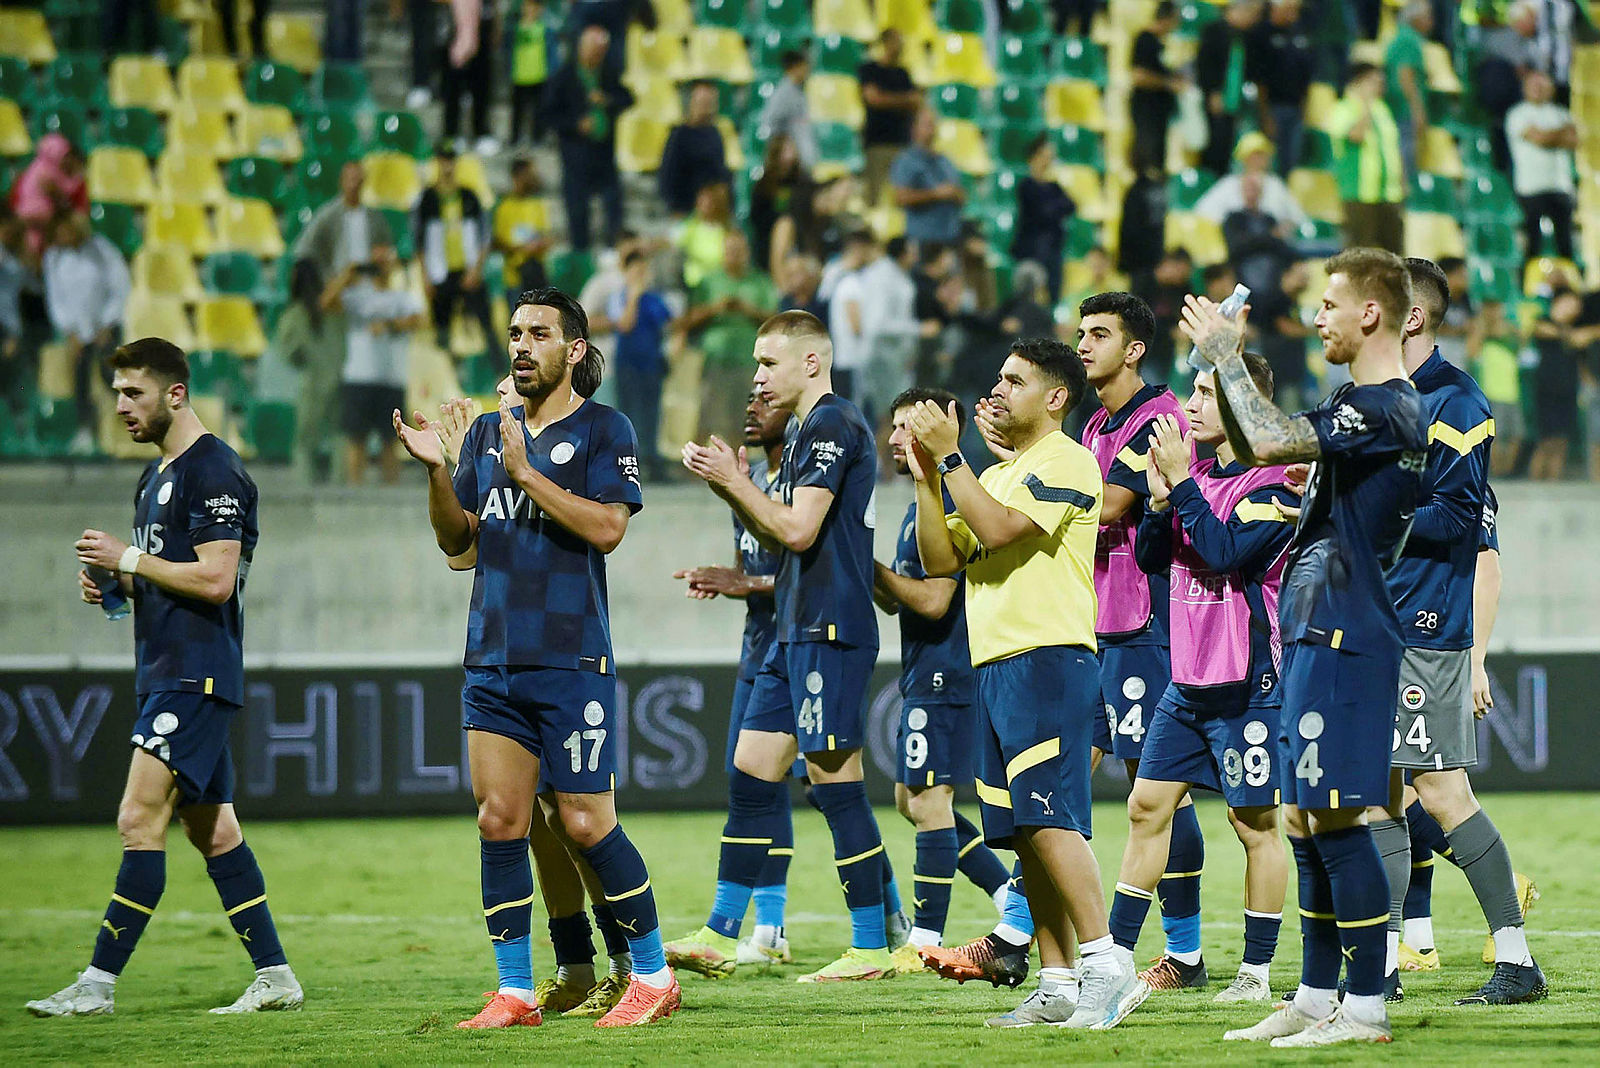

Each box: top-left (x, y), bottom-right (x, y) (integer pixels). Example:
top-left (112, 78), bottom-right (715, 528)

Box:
top-left (663, 926), bottom-right (739, 978)
top-left (1398, 942), bottom-right (1441, 972)
top-left (797, 946), bottom-right (896, 983)
top-left (564, 974), bottom-right (628, 1018)
top-left (1482, 873), bottom-right (1540, 965)
top-left (533, 974), bottom-right (592, 1013)
top-left (889, 942), bottom-right (930, 974)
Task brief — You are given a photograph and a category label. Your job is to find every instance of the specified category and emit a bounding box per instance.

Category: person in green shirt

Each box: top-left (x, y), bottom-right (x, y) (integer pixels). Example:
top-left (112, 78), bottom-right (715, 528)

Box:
top-left (509, 0), bottom-right (555, 147)
top-left (679, 229), bottom-right (778, 441)
top-left (1329, 62), bottom-right (1406, 254)
top-left (1385, 1), bottom-right (1433, 179)
top-left (1470, 298), bottom-right (1524, 478)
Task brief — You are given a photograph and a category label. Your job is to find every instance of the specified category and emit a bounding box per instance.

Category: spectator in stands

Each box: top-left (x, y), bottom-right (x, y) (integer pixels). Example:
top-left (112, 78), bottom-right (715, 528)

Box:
top-left (103, 0), bottom-right (160, 54)
top-left (891, 106), bottom-right (966, 249)
top-left (750, 133), bottom-right (815, 277)
top-left (327, 0), bottom-right (363, 63)
top-left (294, 160), bottom-right (395, 277)
top-left (778, 252), bottom-right (825, 320)
top-left (508, 0), bottom-right (557, 148)
top-left (1129, 2), bottom-right (1185, 173)
top-left (546, 24), bottom-right (634, 250)
top-left (856, 235), bottom-right (921, 429)
top-left (760, 50), bottom-right (818, 174)
top-left (439, 0), bottom-right (500, 156)
top-left (1529, 288), bottom-right (1588, 480)
top-left (1192, 130), bottom-right (1309, 229)
top-left (1247, 0), bottom-right (1314, 177)
top-left (826, 229), bottom-right (876, 402)
top-left (679, 229), bottom-right (776, 440)
top-left (1053, 0), bottom-right (1102, 37)
top-left (1197, 1), bottom-right (1265, 177)
top-left (1329, 63), bottom-right (1405, 254)
top-left (327, 242), bottom-right (424, 484)
top-left (659, 81), bottom-right (732, 218)
top-left (581, 228), bottom-right (642, 408)
top-left (1251, 256), bottom-right (1314, 412)
top-left (1478, 1), bottom-right (1541, 172)
top-left (958, 222), bottom-right (999, 314)
top-left (271, 259), bottom-right (345, 484)
top-left (1135, 247), bottom-right (1193, 384)
top-left (43, 212), bottom-right (129, 455)
top-left (1472, 299), bottom-right (1524, 478)
top-left (1118, 165), bottom-right (1169, 282)
top-left (674, 180), bottom-right (732, 290)
top-left (491, 157), bottom-right (553, 299)
top-left (858, 29), bottom-right (922, 206)
top-left (1526, 0), bottom-right (1579, 102)
top-left (217, 0), bottom-right (269, 59)
top-left (403, 0), bottom-right (438, 109)
top-left (1506, 69), bottom-right (1577, 264)
top-left (1057, 245), bottom-right (1122, 337)
top-left (11, 135), bottom-right (87, 258)
top-left (568, 0), bottom-right (652, 76)
top-left (1385, 1), bottom-right (1433, 180)
top-left (1434, 256), bottom-right (1473, 368)
top-left (416, 144), bottom-right (494, 356)
top-left (609, 249), bottom-right (674, 481)
top-left (0, 213), bottom-right (40, 434)
top-left (1012, 133), bottom-right (1075, 305)
top-left (998, 260), bottom-right (1057, 342)
top-left (1222, 171), bottom-right (1297, 303)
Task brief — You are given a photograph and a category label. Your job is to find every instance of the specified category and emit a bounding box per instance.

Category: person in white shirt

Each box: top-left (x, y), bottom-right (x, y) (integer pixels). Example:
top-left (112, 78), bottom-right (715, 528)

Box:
top-left (43, 211), bottom-right (130, 453)
top-left (826, 229), bottom-right (875, 404)
top-left (1191, 131), bottom-right (1309, 231)
top-left (855, 234), bottom-right (921, 432)
top-left (759, 51), bottom-right (817, 173)
top-left (1506, 69), bottom-right (1577, 265)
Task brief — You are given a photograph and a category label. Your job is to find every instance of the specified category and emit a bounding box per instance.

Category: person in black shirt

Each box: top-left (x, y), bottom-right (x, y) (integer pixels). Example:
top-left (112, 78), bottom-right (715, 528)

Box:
top-left (858, 29), bottom-right (923, 206)
top-left (1132, 248), bottom-right (1192, 384)
top-left (1012, 133), bottom-right (1077, 303)
top-left (544, 24), bottom-right (635, 249)
top-left (1222, 172), bottom-right (1297, 301)
top-left (1119, 166), bottom-right (1169, 280)
top-left (1129, 2), bottom-right (1186, 173)
top-left (659, 80), bottom-right (732, 217)
top-left (1197, 1), bottom-right (1266, 178)
top-left (1247, 0), bottom-right (1315, 176)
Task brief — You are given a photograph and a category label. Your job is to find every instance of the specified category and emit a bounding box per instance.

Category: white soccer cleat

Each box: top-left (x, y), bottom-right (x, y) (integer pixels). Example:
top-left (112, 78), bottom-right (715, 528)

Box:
top-left (209, 965), bottom-right (304, 1014)
top-left (1269, 1005), bottom-right (1392, 1047)
top-left (736, 931), bottom-right (793, 965)
top-left (1223, 1001), bottom-right (1328, 1041)
top-left (1067, 960), bottom-right (1148, 1030)
top-left (984, 986), bottom-right (1076, 1027)
top-left (26, 972), bottom-right (115, 1017)
top-left (1214, 969), bottom-right (1274, 1003)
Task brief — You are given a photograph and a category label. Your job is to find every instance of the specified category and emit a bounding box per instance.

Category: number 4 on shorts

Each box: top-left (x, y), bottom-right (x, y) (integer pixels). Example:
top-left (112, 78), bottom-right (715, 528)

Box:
top-left (1295, 741), bottom-right (1323, 788)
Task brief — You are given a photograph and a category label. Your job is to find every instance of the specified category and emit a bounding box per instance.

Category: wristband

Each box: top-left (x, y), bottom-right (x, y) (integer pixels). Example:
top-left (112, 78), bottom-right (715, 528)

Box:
top-left (119, 546), bottom-right (145, 575)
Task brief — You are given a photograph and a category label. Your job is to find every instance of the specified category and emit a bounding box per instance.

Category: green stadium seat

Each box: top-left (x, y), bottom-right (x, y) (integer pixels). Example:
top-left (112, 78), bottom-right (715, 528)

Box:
top-left (303, 110), bottom-right (363, 162)
top-left (937, 0), bottom-right (986, 33)
top-left (374, 110), bottom-right (429, 159)
top-left (1065, 215), bottom-right (1099, 257)
top-left (378, 208), bottom-right (415, 261)
top-left (1409, 172), bottom-right (1458, 213)
top-left (696, 0), bottom-right (747, 29)
top-left (548, 247), bottom-right (597, 294)
top-left (188, 349), bottom-right (245, 399)
top-left (102, 106), bottom-right (164, 157)
top-left (0, 55), bottom-right (29, 99)
top-left (30, 103), bottom-right (92, 150)
top-left (249, 400), bottom-right (298, 462)
top-left (814, 33), bottom-right (864, 76)
top-left (155, 14), bottom-right (189, 64)
top-left (293, 155), bottom-right (345, 203)
top-left (1179, 0), bottom-right (1221, 34)
top-left (43, 53), bottom-right (106, 110)
top-left (280, 195), bottom-right (317, 247)
top-left (1000, 0), bottom-right (1048, 42)
top-left (1299, 128), bottom-right (1334, 169)
top-left (226, 155), bottom-right (288, 201)
top-left (1296, 218), bottom-right (1342, 244)
top-left (31, 396), bottom-right (79, 457)
top-left (997, 35), bottom-right (1048, 87)
top-left (932, 83), bottom-right (980, 122)
top-left (981, 206), bottom-right (1017, 248)
top-left (993, 84), bottom-right (1043, 128)
top-left (814, 121), bottom-right (863, 176)
top-left (1055, 38), bottom-right (1108, 87)
top-left (309, 63), bottom-right (371, 110)
top-left (1167, 167), bottom-right (1215, 211)
top-left (758, 0), bottom-right (811, 32)
top-left (90, 201), bottom-right (141, 258)
top-left (978, 168), bottom-right (1021, 212)
top-left (246, 60), bottom-right (307, 113)
top-left (751, 28), bottom-right (807, 79)
top-left (1053, 125), bottom-right (1103, 167)
top-left (992, 124), bottom-right (1040, 169)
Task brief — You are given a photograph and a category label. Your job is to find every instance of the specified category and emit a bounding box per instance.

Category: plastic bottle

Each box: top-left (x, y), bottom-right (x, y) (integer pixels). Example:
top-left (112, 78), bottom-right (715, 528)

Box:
top-left (1188, 283), bottom-right (1252, 372)
top-left (86, 564), bottom-right (130, 621)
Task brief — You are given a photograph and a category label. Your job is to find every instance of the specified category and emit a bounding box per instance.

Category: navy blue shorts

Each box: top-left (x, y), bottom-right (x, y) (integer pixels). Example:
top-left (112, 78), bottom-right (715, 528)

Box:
top-left (1139, 684), bottom-right (1283, 809)
top-left (463, 665), bottom-right (618, 794)
top-left (1277, 640), bottom-right (1398, 811)
top-left (743, 640), bottom-right (877, 755)
top-left (131, 691), bottom-right (237, 806)
top-left (974, 646), bottom-right (1098, 848)
top-left (1099, 641), bottom-right (1170, 762)
top-left (896, 698), bottom-right (976, 788)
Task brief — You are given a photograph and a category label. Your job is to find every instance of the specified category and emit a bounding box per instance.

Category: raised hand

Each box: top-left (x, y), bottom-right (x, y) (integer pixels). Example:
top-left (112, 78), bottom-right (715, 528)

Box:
top-left (1148, 414), bottom-right (1192, 488)
top-left (435, 397), bottom-right (480, 467)
top-left (906, 399), bottom-right (961, 460)
top-left (1178, 293), bottom-right (1250, 367)
top-left (497, 399), bottom-right (530, 477)
top-left (681, 435), bottom-right (741, 488)
top-left (1146, 449), bottom-right (1173, 508)
top-left (394, 409), bottom-right (447, 469)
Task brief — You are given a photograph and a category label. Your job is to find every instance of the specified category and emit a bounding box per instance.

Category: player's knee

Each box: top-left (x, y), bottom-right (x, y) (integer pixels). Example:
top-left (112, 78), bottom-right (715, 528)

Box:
top-left (1125, 789), bottom-right (1168, 831)
top-left (116, 800), bottom-right (166, 848)
top-left (556, 804), bottom-right (616, 849)
top-left (475, 798), bottom-right (531, 841)
top-left (905, 787), bottom-right (953, 828)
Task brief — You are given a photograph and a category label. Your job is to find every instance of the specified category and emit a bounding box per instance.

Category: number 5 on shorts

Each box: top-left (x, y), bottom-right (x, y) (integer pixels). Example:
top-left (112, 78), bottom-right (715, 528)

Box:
top-left (563, 728), bottom-right (607, 773)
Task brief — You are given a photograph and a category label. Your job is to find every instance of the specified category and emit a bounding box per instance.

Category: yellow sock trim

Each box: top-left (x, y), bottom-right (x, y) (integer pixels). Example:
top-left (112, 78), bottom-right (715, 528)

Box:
top-left (111, 893), bottom-right (156, 916)
top-left (1336, 912), bottom-right (1391, 929)
top-left (834, 844), bottom-right (885, 868)
top-left (605, 879), bottom-right (652, 903)
top-left (484, 892), bottom-right (537, 918)
top-left (224, 894), bottom-right (267, 917)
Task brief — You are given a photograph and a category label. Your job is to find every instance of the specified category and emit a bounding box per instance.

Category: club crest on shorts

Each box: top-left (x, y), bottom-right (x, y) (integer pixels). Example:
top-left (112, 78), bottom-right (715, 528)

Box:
top-left (583, 700), bottom-right (605, 725)
top-left (152, 711), bottom-right (180, 735)
top-left (1402, 685), bottom-right (1426, 711)
top-left (1243, 719), bottom-right (1269, 746)
top-left (1298, 711), bottom-right (1325, 740)
top-left (907, 707), bottom-right (928, 731)
top-left (1122, 675), bottom-right (1146, 701)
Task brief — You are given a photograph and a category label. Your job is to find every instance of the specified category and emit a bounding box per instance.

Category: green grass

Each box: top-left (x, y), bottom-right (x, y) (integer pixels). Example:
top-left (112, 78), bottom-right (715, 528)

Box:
top-left (3, 795), bottom-right (1598, 1065)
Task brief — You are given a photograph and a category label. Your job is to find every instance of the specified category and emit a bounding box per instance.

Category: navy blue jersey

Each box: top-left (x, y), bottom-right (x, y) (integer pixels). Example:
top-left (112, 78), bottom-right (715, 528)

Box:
top-left (130, 434), bottom-right (258, 704)
top-left (892, 499), bottom-right (975, 704)
top-left (1385, 349), bottom-right (1493, 651)
top-left (1280, 380), bottom-right (1427, 655)
top-left (452, 401), bottom-right (643, 672)
top-left (775, 394), bottom-right (879, 647)
top-left (1480, 484), bottom-right (1499, 553)
top-left (734, 454), bottom-right (781, 680)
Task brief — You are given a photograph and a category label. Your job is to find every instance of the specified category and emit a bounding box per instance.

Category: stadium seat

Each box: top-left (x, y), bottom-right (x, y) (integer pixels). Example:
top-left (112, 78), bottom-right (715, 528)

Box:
top-left (814, 0), bottom-right (876, 40)
top-left (981, 207), bottom-right (1016, 248)
top-left (90, 201), bottom-right (142, 257)
top-left (936, 0), bottom-right (986, 33)
top-left (877, 0), bottom-right (939, 43)
top-left (715, 115), bottom-right (745, 170)
top-left (362, 151), bottom-right (422, 209)
top-left (1165, 211), bottom-right (1228, 265)
top-left (695, 0), bottom-right (746, 28)
top-left (267, 13), bottom-right (321, 73)
top-left (993, 34), bottom-right (1048, 87)
top-left (374, 110), bottom-right (429, 159)
top-left (932, 33), bottom-right (995, 88)
top-left (109, 55), bottom-right (176, 112)
top-left (807, 74), bottom-right (865, 127)
top-left (168, 104), bottom-right (241, 160)
top-left (144, 200), bottom-right (215, 256)
top-left (245, 60), bottom-right (307, 113)
top-left (1167, 167), bottom-right (1215, 210)
top-left (0, 54), bottom-right (28, 98)
top-left (1418, 126), bottom-right (1463, 179)
top-left (625, 73), bottom-right (685, 122)
top-left (310, 63), bottom-right (372, 110)
top-left (0, 8), bottom-right (57, 64)
top-left (813, 121), bottom-right (863, 180)
top-left (123, 292), bottom-right (196, 350)
top-left (42, 52), bottom-right (105, 109)
top-left (195, 295), bottom-right (267, 357)
top-left (932, 82), bottom-right (981, 121)
top-left (1065, 214), bottom-right (1100, 257)
top-left (200, 251), bottom-right (266, 297)
top-left (102, 106), bottom-right (164, 157)
top-left (1422, 41), bottom-right (1461, 94)
top-left (304, 110), bottom-right (364, 162)
top-left (225, 155), bottom-right (287, 201)
top-left (1409, 171), bottom-right (1458, 213)
top-left (292, 155), bottom-right (344, 203)
top-left (1055, 37), bottom-right (1108, 87)
top-left (625, 28), bottom-right (690, 86)
top-left (1288, 167), bottom-right (1343, 222)
top-left (1304, 82), bottom-right (1340, 131)
top-left (1058, 163), bottom-right (1108, 221)
top-left (689, 27), bottom-right (754, 83)
top-left (1046, 80), bottom-right (1106, 131)
top-left (652, 0), bottom-right (693, 30)
top-left (87, 145), bottom-right (156, 204)
top-left (935, 118), bottom-right (992, 175)
top-left (156, 147), bottom-right (228, 205)
top-left (237, 103), bottom-right (303, 160)
top-left (1052, 125), bottom-right (1103, 168)
top-left (377, 207), bottom-right (414, 260)
top-left (1000, 0), bottom-right (1049, 41)
top-left (131, 243), bottom-right (204, 302)
top-left (758, 0), bottom-right (812, 32)
top-left (1404, 210), bottom-right (1466, 260)
top-left (249, 399), bottom-right (298, 460)
top-left (615, 111), bottom-right (670, 173)
top-left (0, 98), bottom-right (29, 157)
top-left (178, 56), bottom-right (247, 113)
top-left (28, 102), bottom-right (90, 151)
top-left (188, 348), bottom-right (245, 400)
top-left (1524, 255), bottom-right (1581, 297)
top-left (1299, 127), bottom-right (1334, 168)
top-left (994, 84), bottom-right (1044, 129)
top-left (814, 33), bottom-right (866, 75)
top-left (420, 152), bottom-right (493, 204)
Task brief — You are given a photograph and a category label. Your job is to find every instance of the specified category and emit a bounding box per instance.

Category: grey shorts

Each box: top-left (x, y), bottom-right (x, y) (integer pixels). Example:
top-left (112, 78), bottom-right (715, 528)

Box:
top-left (1391, 647), bottom-right (1476, 771)
top-left (1490, 399), bottom-right (1525, 445)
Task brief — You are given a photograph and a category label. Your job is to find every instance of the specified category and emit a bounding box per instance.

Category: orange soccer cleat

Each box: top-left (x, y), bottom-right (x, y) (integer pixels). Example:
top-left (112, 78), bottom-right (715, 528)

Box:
top-left (594, 974), bottom-right (682, 1028)
top-left (918, 934), bottom-right (1030, 987)
top-left (456, 991), bottom-right (542, 1029)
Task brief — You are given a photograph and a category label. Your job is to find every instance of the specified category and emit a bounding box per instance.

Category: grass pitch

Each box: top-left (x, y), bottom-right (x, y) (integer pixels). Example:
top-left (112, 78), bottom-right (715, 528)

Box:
top-left (2, 794), bottom-right (1598, 1065)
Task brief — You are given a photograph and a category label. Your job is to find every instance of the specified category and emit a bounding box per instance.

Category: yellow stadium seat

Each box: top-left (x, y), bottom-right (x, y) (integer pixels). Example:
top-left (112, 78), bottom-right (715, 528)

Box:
top-left (419, 152), bottom-right (493, 204)
top-left (156, 147), bottom-right (227, 205)
top-left (716, 115), bottom-right (745, 170)
top-left (902, 39), bottom-right (936, 85)
top-left (168, 104), bottom-right (241, 160)
top-left (815, 0), bottom-right (877, 39)
top-left (1419, 126), bottom-right (1463, 179)
top-left (1165, 211), bottom-right (1228, 266)
top-left (615, 111), bottom-right (670, 173)
top-left (875, 0), bottom-right (937, 45)
top-left (1046, 80), bottom-right (1106, 131)
top-left (1288, 167), bottom-right (1344, 223)
top-left (1349, 40), bottom-right (1384, 66)
top-left (688, 27), bottom-right (754, 83)
top-left (627, 74), bottom-right (685, 122)
top-left (0, 8), bottom-right (56, 64)
top-left (123, 293), bottom-right (196, 351)
top-left (267, 13), bottom-right (322, 73)
top-left (177, 56), bottom-right (247, 113)
top-left (214, 197), bottom-right (285, 258)
top-left (625, 28), bottom-right (690, 87)
top-left (1305, 82), bottom-right (1340, 132)
top-left (87, 146), bottom-right (157, 205)
top-left (865, 201), bottom-right (906, 241)
top-left (365, 151), bottom-right (423, 210)
top-left (808, 73), bottom-right (865, 128)
top-left (131, 243), bottom-right (204, 302)
top-left (237, 103), bottom-right (303, 161)
top-left (1057, 163), bottom-right (1108, 221)
top-left (1524, 255), bottom-right (1581, 298)
top-left (144, 201), bottom-right (215, 257)
top-left (653, 0), bottom-right (693, 30)
top-left (110, 55), bottom-right (177, 112)
top-left (1422, 41), bottom-right (1461, 94)
top-left (1403, 210), bottom-right (1466, 260)
top-left (932, 33), bottom-right (995, 89)
top-left (0, 98), bottom-right (30, 156)
top-left (934, 118), bottom-right (991, 175)
top-left (195, 295), bottom-right (267, 358)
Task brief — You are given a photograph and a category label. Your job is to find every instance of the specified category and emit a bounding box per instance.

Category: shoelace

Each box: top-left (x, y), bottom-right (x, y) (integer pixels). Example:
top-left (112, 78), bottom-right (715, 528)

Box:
top-left (1076, 967), bottom-right (1112, 1010)
top-left (960, 938), bottom-right (1000, 964)
top-left (1142, 958), bottom-right (1186, 989)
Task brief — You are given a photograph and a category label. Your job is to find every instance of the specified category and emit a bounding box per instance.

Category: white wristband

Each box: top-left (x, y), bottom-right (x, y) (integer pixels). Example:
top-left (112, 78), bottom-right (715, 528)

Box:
top-left (119, 546), bottom-right (145, 575)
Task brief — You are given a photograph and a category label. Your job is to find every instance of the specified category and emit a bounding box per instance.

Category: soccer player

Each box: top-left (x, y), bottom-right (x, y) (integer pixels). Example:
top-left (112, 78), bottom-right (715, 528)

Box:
top-left (29, 338), bottom-right (302, 1018)
top-left (907, 337), bottom-right (1146, 1030)
top-left (664, 388), bottom-right (800, 972)
top-left (679, 311), bottom-right (893, 983)
top-left (1186, 248), bottom-right (1428, 1047)
top-left (1371, 259), bottom-right (1545, 1005)
top-left (1106, 354), bottom-right (1296, 1005)
top-left (1077, 292), bottom-right (1210, 991)
top-left (874, 387), bottom-right (1014, 972)
top-left (394, 287), bottom-right (680, 1029)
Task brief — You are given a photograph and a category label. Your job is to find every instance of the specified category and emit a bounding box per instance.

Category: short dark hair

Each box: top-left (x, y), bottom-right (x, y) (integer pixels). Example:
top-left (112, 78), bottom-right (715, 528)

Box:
top-left (1155, 0), bottom-right (1177, 18)
top-left (1202, 262), bottom-right (1235, 286)
top-left (1009, 337), bottom-right (1088, 412)
top-left (780, 49), bottom-right (807, 70)
top-left (1077, 291), bottom-right (1156, 349)
top-left (1404, 256), bottom-right (1451, 334)
top-left (889, 386), bottom-right (966, 431)
top-left (1241, 350), bottom-right (1274, 399)
top-left (513, 287), bottom-right (606, 398)
top-left (886, 236), bottom-right (909, 261)
top-left (108, 337), bottom-right (189, 389)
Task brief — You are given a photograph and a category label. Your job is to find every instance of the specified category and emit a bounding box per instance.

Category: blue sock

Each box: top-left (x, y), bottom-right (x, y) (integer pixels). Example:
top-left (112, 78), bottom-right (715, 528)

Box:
top-left (810, 780), bottom-right (888, 949)
top-left (90, 849), bottom-right (165, 976)
top-left (1159, 804), bottom-right (1204, 958)
top-left (999, 861), bottom-right (1035, 942)
top-left (582, 825), bottom-right (666, 976)
top-left (953, 810), bottom-right (1009, 895)
top-left (912, 828), bottom-right (958, 937)
top-left (752, 783), bottom-right (794, 928)
top-left (708, 770), bottom-right (786, 938)
top-left (548, 912), bottom-right (595, 967)
top-left (1290, 835), bottom-right (1341, 990)
top-left (1314, 825), bottom-right (1390, 998)
top-left (591, 902), bottom-right (630, 958)
top-left (1243, 909), bottom-right (1282, 966)
top-left (479, 838), bottom-right (533, 992)
top-left (1406, 798), bottom-right (1452, 860)
top-left (1405, 798), bottom-right (1445, 924)
top-left (205, 841), bottom-right (288, 969)
top-left (1109, 883), bottom-right (1156, 953)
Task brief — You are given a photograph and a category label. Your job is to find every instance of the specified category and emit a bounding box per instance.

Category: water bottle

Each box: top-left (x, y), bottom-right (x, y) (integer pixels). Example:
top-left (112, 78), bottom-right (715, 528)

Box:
top-left (86, 564), bottom-right (130, 621)
top-left (1188, 283), bottom-right (1252, 372)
